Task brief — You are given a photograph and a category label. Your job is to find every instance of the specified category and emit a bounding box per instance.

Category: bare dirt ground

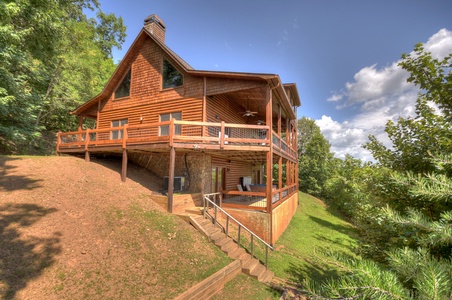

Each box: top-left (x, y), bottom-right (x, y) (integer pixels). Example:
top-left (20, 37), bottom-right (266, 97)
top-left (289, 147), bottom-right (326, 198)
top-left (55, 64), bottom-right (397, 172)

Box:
top-left (0, 155), bottom-right (230, 300)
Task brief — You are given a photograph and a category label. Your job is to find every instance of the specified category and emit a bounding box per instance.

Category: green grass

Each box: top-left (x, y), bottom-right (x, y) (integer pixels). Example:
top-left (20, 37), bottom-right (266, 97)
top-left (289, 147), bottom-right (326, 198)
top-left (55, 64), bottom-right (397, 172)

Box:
top-left (269, 192), bottom-right (358, 284)
top-left (213, 191), bottom-right (358, 298)
top-left (212, 274), bottom-right (281, 300)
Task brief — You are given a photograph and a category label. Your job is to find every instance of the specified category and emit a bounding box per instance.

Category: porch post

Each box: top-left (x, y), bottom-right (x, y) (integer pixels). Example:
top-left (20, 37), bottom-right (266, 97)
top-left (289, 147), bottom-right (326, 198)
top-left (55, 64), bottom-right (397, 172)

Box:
top-left (202, 77), bottom-right (207, 137)
top-left (168, 146), bottom-right (176, 213)
top-left (78, 116), bottom-right (84, 131)
top-left (121, 149), bottom-right (127, 182)
top-left (266, 86), bottom-right (273, 214)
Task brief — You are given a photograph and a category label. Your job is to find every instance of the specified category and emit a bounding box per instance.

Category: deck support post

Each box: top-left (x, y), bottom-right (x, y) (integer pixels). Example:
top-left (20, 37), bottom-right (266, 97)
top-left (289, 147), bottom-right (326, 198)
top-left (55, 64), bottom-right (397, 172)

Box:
top-left (121, 149), bottom-right (127, 182)
top-left (85, 151), bottom-right (90, 162)
top-left (168, 146), bottom-right (176, 213)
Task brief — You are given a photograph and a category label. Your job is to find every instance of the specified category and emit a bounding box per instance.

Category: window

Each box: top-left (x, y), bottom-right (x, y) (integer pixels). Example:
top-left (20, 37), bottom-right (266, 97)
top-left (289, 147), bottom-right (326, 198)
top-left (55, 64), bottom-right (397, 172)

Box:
top-left (160, 112), bottom-right (181, 136)
top-left (111, 119), bottom-right (128, 139)
top-left (115, 70), bottom-right (131, 99)
top-left (162, 59), bottom-right (183, 89)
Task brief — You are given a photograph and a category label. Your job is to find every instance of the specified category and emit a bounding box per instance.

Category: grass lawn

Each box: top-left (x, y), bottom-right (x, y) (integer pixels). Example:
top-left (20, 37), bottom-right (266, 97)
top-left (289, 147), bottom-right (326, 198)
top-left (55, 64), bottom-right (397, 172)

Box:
top-left (269, 192), bottom-right (358, 285)
top-left (216, 191), bottom-right (358, 298)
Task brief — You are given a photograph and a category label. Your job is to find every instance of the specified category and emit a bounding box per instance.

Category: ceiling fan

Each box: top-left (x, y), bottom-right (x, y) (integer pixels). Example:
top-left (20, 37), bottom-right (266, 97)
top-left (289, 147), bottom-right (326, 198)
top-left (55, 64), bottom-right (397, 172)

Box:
top-left (241, 98), bottom-right (258, 117)
top-left (242, 110), bottom-right (258, 117)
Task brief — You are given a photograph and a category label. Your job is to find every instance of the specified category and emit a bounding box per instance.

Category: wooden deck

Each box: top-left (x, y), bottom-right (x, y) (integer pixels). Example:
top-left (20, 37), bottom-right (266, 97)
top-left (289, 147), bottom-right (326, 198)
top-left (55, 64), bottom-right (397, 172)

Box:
top-left (57, 120), bottom-right (297, 162)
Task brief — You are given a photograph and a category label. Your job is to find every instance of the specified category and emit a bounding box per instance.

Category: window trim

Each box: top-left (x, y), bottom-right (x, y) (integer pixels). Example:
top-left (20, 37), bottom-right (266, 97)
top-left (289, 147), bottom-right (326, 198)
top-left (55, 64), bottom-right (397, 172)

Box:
top-left (159, 112), bottom-right (181, 136)
top-left (162, 59), bottom-right (183, 90)
top-left (111, 118), bottom-right (128, 140)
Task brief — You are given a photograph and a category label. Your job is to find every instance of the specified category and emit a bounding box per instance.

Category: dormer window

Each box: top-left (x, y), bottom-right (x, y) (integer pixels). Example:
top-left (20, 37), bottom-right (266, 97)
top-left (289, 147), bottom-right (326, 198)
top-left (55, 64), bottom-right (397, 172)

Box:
top-left (115, 69), bottom-right (131, 99)
top-left (162, 59), bottom-right (183, 89)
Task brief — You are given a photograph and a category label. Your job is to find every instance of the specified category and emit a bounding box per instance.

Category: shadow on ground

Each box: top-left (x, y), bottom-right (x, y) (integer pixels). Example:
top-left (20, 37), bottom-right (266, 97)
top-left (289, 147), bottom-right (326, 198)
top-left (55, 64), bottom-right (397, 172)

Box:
top-left (0, 203), bottom-right (61, 300)
top-left (0, 157), bottom-right (43, 191)
top-left (83, 154), bottom-right (164, 193)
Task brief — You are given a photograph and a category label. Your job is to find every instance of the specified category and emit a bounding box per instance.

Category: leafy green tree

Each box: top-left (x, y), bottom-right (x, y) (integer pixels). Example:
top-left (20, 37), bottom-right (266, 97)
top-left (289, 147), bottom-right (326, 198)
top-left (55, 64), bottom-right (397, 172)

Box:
top-left (0, 0), bottom-right (126, 154)
top-left (305, 39), bottom-right (452, 300)
top-left (297, 117), bottom-right (333, 196)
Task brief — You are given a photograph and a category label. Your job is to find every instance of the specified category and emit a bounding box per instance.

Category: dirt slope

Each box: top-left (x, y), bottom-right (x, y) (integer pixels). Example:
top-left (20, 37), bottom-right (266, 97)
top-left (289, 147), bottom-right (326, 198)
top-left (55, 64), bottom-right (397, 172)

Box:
top-left (0, 155), bottom-right (230, 300)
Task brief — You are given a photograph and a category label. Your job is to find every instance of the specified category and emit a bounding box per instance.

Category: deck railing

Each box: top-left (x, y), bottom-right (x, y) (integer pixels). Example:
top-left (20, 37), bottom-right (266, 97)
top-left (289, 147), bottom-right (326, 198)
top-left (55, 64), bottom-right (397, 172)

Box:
top-left (221, 182), bottom-right (298, 212)
top-left (203, 193), bottom-right (273, 268)
top-left (57, 120), bottom-right (286, 152)
top-left (272, 131), bottom-right (296, 159)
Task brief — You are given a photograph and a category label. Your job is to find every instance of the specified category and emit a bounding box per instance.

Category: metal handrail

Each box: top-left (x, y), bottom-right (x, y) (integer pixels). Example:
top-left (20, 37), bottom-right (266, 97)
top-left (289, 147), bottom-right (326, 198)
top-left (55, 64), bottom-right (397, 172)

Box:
top-left (203, 193), bottom-right (273, 268)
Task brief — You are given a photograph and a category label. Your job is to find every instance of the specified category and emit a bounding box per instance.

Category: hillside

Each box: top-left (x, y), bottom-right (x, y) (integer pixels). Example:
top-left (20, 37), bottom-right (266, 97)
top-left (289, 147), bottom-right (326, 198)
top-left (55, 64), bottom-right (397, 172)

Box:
top-left (0, 155), bottom-right (232, 299)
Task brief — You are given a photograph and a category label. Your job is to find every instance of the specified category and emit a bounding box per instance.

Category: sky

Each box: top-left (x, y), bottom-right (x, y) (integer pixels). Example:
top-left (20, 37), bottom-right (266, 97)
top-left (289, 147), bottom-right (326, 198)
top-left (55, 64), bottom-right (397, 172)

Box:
top-left (93, 0), bottom-right (452, 161)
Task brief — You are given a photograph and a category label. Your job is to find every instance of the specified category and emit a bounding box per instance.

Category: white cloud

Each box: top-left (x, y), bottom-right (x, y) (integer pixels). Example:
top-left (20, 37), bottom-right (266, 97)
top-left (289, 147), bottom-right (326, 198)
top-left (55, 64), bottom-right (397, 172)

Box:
top-left (320, 29), bottom-right (452, 161)
top-left (327, 93), bottom-right (343, 102)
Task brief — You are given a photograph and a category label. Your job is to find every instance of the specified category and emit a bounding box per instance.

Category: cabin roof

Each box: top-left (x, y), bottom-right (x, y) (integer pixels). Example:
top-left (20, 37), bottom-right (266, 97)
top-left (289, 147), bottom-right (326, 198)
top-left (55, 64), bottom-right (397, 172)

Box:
top-left (72, 26), bottom-right (300, 117)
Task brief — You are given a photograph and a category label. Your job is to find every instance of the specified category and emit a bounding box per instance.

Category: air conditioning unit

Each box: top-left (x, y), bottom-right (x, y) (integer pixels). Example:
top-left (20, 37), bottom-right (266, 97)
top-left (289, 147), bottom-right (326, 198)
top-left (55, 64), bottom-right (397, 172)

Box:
top-left (164, 176), bottom-right (185, 192)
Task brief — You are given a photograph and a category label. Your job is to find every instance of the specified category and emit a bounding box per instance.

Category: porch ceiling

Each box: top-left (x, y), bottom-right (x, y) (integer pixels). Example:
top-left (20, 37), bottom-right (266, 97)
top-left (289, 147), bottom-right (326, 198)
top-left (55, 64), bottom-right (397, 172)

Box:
top-left (223, 87), bottom-right (294, 127)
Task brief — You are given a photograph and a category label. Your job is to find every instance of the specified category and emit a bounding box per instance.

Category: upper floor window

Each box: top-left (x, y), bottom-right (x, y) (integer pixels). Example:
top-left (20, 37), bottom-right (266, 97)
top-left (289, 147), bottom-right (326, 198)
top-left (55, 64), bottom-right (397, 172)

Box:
top-left (111, 119), bottom-right (128, 139)
top-left (160, 112), bottom-right (181, 136)
top-left (162, 59), bottom-right (183, 89)
top-left (115, 69), bottom-right (131, 99)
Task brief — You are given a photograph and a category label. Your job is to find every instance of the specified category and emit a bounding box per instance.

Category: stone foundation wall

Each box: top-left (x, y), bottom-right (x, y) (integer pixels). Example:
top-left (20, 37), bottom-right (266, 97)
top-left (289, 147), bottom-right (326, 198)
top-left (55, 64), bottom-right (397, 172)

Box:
top-left (129, 152), bottom-right (211, 194)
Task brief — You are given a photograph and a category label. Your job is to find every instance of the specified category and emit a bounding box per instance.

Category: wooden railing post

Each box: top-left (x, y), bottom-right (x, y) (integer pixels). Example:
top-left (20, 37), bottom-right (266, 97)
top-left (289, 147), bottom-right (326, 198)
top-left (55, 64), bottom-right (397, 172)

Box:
top-left (220, 121), bottom-right (225, 148)
top-left (85, 129), bottom-right (90, 162)
top-left (169, 119), bottom-right (174, 147)
top-left (122, 124), bottom-right (128, 149)
top-left (121, 148), bottom-right (127, 182)
top-left (56, 131), bottom-right (61, 155)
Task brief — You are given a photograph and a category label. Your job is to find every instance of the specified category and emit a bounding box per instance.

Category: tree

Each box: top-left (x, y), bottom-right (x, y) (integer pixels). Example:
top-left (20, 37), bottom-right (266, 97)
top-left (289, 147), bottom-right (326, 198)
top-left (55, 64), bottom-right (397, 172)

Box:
top-left (297, 117), bottom-right (333, 196)
top-left (0, 0), bottom-right (126, 154)
top-left (305, 39), bottom-right (452, 300)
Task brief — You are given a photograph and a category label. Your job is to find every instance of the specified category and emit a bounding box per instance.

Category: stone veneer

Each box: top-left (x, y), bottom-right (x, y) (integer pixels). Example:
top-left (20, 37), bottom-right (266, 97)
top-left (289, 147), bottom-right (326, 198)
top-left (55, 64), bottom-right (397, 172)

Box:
top-left (129, 152), bottom-right (211, 194)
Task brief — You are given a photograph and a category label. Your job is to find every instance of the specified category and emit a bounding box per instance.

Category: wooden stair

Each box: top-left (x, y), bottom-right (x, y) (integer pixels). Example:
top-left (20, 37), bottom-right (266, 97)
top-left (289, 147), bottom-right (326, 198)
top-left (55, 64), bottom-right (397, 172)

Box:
top-left (188, 214), bottom-right (274, 283)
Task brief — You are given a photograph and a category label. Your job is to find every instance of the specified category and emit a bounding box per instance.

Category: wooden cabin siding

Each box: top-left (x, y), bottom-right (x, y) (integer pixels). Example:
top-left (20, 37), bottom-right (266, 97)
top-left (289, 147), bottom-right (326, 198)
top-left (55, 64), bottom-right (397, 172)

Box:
top-left (211, 156), bottom-right (252, 191)
top-left (93, 38), bottom-right (205, 131)
top-left (206, 78), bottom-right (266, 96)
top-left (271, 192), bottom-right (298, 244)
top-left (97, 97), bottom-right (203, 131)
top-left (207, 94), bottom-right (247, 124)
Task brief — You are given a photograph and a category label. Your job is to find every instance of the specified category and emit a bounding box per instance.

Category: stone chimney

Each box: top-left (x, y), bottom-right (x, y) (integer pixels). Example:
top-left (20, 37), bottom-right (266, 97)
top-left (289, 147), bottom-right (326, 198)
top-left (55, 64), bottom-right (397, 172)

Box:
top-left (144, 14), bottom-right (166, 44)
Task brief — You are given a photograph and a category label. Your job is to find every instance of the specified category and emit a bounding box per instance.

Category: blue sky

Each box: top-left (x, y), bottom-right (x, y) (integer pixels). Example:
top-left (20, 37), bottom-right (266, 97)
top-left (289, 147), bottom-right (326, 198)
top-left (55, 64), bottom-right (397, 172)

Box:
top-left (95, 0), bottom-right (452, 160)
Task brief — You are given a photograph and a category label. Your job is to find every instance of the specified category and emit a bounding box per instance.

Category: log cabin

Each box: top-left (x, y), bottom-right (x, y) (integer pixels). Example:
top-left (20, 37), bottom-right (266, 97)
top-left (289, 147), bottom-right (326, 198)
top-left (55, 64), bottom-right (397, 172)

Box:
top-left (57, 14), bottom-right (301, 245)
